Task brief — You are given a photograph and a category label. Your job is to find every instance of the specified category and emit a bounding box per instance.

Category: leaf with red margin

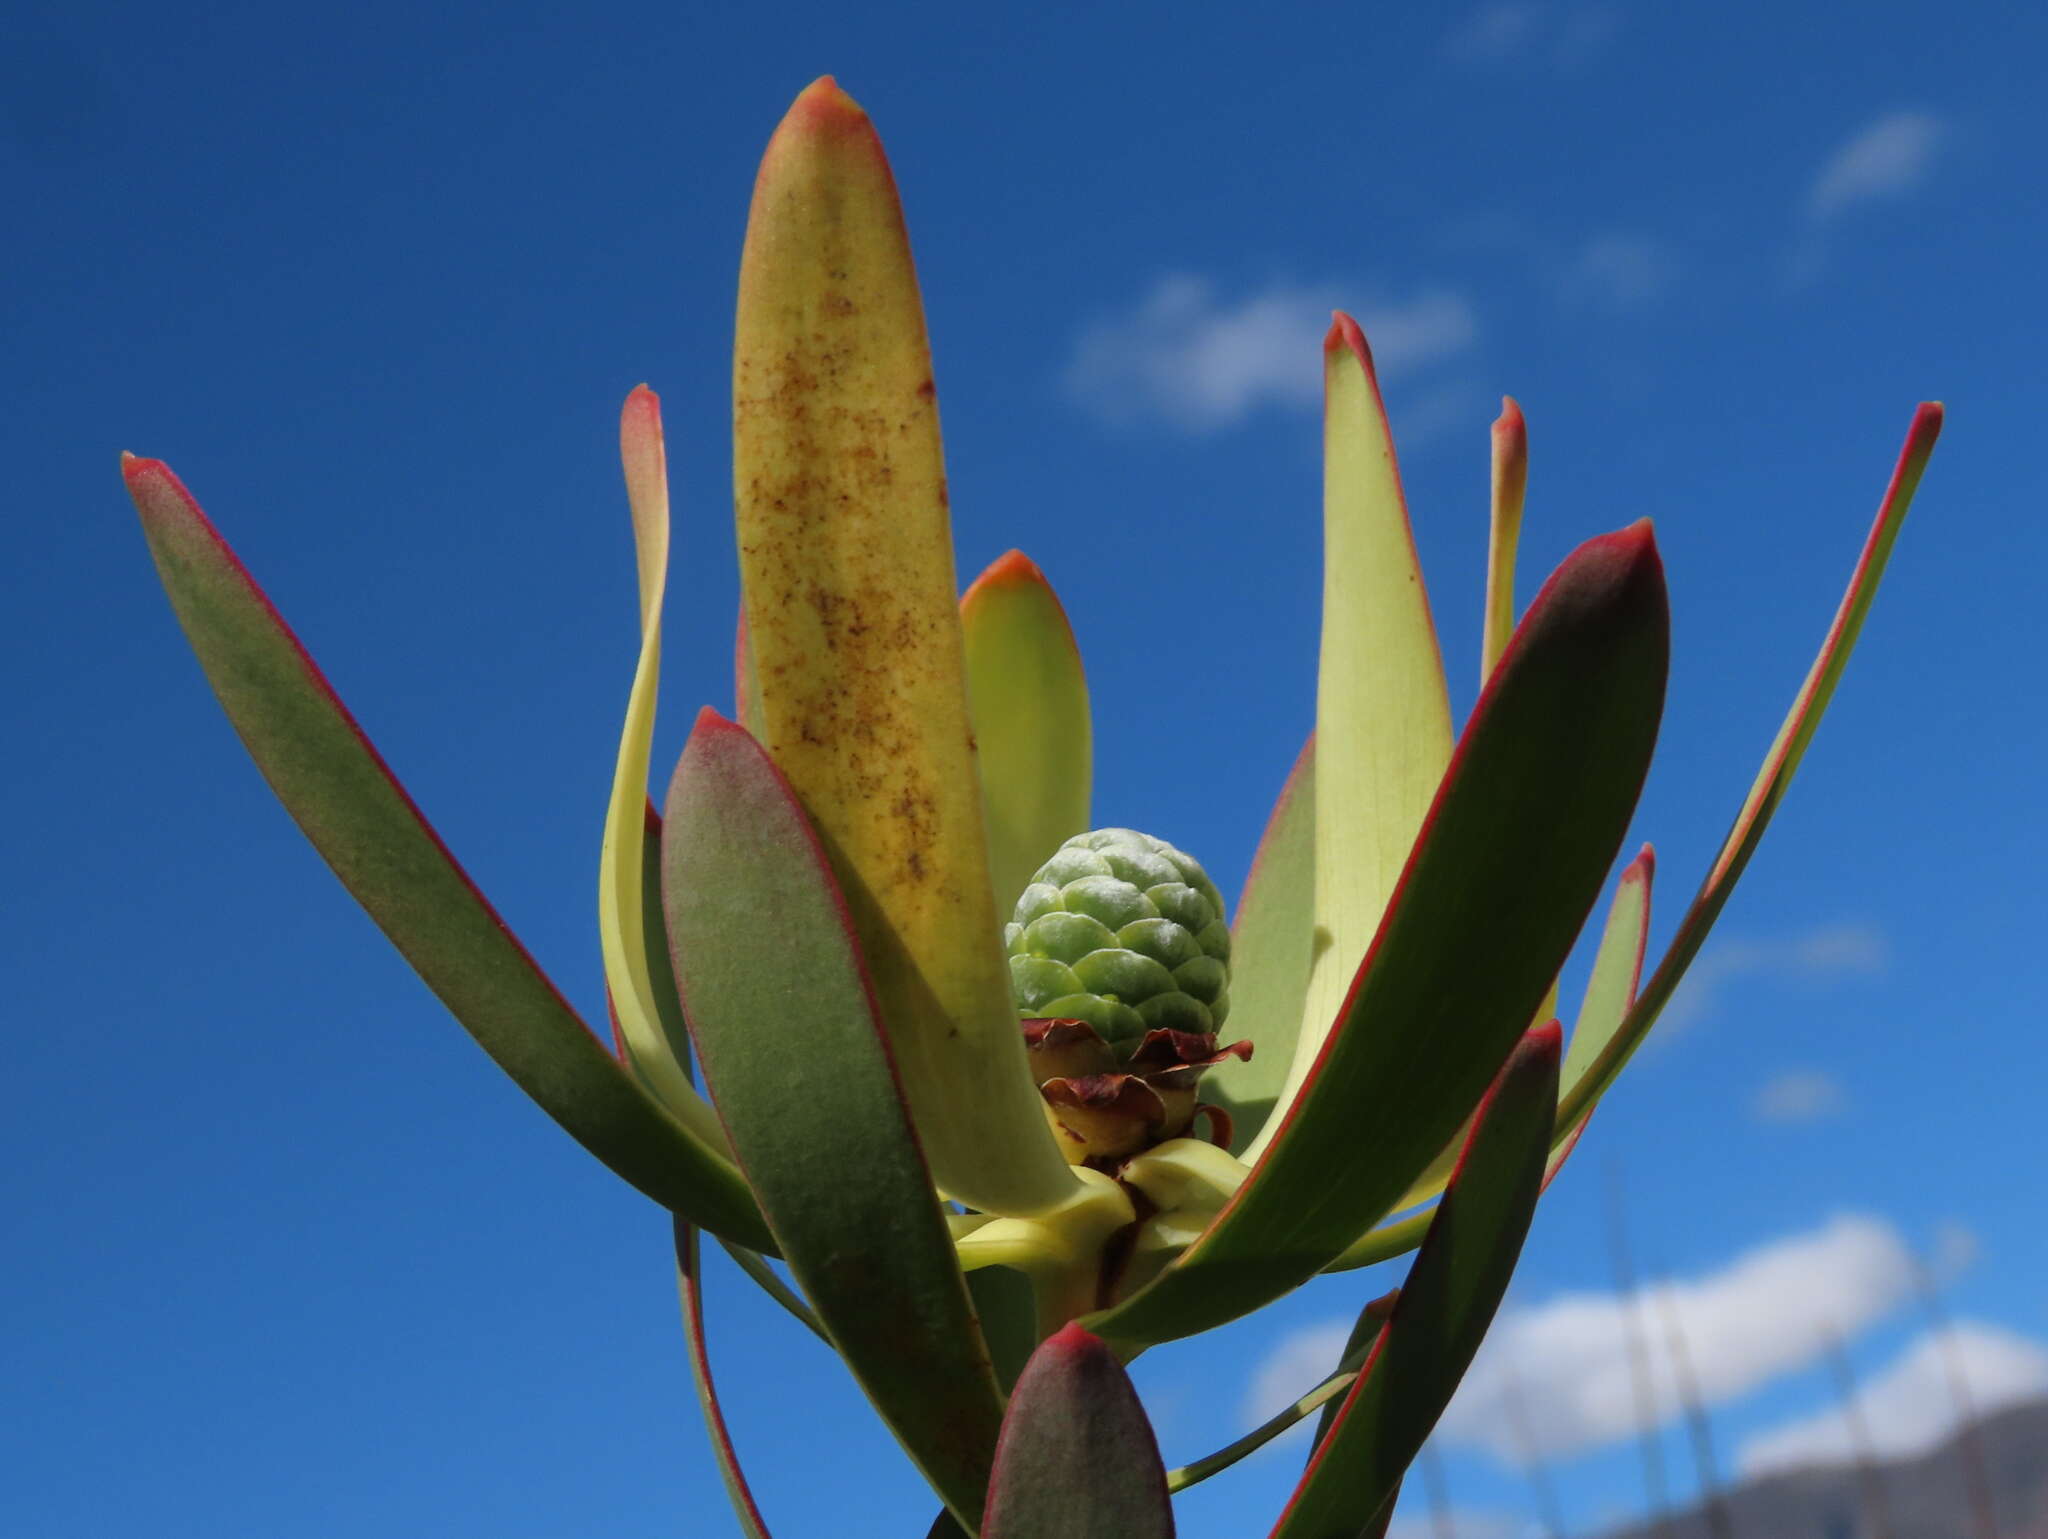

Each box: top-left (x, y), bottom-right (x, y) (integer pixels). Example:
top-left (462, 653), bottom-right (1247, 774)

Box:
top-left (674, 1216), bottom-right (775, 1539)
top-left (983, 1324), bottom-right (1174, 1539)
top-left (962, 549), bottom-right (1092, 920)
top-left (1483, 396), bottom-right (1529, 679)
top-left (122, 456), bottom-right (772, 1253)
top-left (1270, 1026), bottom-right (1560, 1539)
top-left (661, 709), bottom-right (1006, 1532)
top-left (1247, 316), bottom-right (1456, 1169)
top-left (1084, 523), bottom-right (1667, 1351)
top-left (1552, 844), bottom-right (1654, 1159)
top-left (1555, 404), bottom-right (1943, 1135)
top-left (1203, 735), bottom-right (1316, 1153)
top-left (598, 387), bottom-right (728, 1149)
top-left (1320, 843), bottom-right (1652, 1276)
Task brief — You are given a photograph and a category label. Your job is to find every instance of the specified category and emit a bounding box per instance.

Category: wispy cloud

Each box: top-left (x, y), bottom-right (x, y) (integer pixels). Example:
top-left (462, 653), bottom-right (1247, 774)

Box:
top-left (1805, 110), bottom-right (1949, 226)
top-left (1791, 110), bottom-right (1949, 285)
top-left (1064, 277), bottom-right (1476, 433)
top-left (1661, 920), bottom-right (1885, 1034)
top-left (1443, 1215), bottom-right (1915, 1462)
top-left (1444, 3), bottom-right (1620, 70)
top-left (1751, 1068), bottom-right (1847, 1125)
top-left (1739, 1321), bottom-right (2048, 1475)
top-left (1560, 233), bottom-right (1678, 311)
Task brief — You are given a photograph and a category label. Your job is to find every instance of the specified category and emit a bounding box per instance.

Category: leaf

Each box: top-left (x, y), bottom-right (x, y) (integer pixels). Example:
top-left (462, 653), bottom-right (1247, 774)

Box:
top-left (1202, 735), bottom-right (1315, 1154)
top-left (1555, 403), bottom-right (1943, 1134)
top-left (1483, 396), bottom-right (1529, 679)
top-left (1320, 845), bottom-right (1653, 1275)
top-left (1246, 316), bottom-right (1455, 1167)
top-left (1365, 394), bottom-right (1547, 1214)
top-left (962, 549), bottom-right (1092, 920)
top-left (1557, 845), bottom-right (1655, 1130)
top-left (674, 1217), bottom-right (775, 1539)
top-left (731, 76), bottom-right (1076, 1218)
top-left (1166, 1286), bottom-right (1396, 1495)
top-left (123, 456), bottom-right (771, 1251)
top-left (967, 1265), bottom-right (1042, 1395)
top-left (597, 387), bottom-right (730, 1149)
top-left (661, 708), bottom-right (1006, 1530)
top-left (983, 1324), bottom-right (1174, 1539)
top-left (1270, 1026), bottom-right (1560, 1539)
top-left (734, 610), bottom-right (766, 739)
top-left (1085, 523), bottom-right (1668, 1350)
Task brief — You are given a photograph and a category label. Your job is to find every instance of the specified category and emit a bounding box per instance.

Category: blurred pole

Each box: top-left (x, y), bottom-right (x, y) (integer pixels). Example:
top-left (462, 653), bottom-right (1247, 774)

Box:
top-left (1820, 1329), bottom-right (1895, 1539)
top-left (1606, 1165), bottom-right (1672, 1539)
top-left (1650, 1271), bottom-right (1734, 1539)
top-left (1420, 1441), bottom-right (1458, 1539)
top-left (1501, 1345), bottom-right (1570, 1539)
top-left (1912, 1252), bottom-right (1999, 1539)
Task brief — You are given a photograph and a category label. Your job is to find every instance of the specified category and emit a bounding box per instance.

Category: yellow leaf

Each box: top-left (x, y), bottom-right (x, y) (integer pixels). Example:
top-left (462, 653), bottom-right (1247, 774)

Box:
top-left (731, 79), bottom-right (1078, 1218)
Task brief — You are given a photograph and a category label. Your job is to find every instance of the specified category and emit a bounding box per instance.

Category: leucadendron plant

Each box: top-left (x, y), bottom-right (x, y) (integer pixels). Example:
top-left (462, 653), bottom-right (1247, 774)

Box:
top-left (124, 75), bottom-right (1942, 1539)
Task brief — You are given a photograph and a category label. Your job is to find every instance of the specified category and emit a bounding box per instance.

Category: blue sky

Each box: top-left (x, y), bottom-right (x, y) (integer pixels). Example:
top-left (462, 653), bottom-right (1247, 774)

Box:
top-left (7, 1), bottom-right (2046, 1535)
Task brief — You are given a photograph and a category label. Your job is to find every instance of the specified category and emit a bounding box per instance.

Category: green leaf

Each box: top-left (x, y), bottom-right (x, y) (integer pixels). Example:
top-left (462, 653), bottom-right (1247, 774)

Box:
top-left (1166, 1287), bottom-right (1393, 1494)
top-left (967, 1265), bottom-right (1042, 1394)
top-left (122, 456), bottom-right (772, 1252)
top-left (1085, 523), bottom-right (1668, 1350)
top-left (662, 708), bottom-right (1006, 1531)
top-left (1271, 1026), bottom-right (1560, 1539)
top-left (962, 549), bottom-right (1093, 920)
top-left (983, 1324), bottom-right (1174, 1539)
top-left (1555, 403), bottom-right (1943, 1134)
top-left (1321, 845), bottom-right (1653, 1275)
top-left (1202, 735), bottom-right (1315, 1154)
top-left (732, 77), bottom-right (1078, 1219)
top-left (674, 1218), bottom-right (776, 1539)
top-left (1557, 845), bottom-right (1655, 1132)
top-left (598, 387), bottom-right (732, 1150)
top-left (1248, 315), bottom-right (1455, 1166)
top-left (1483, 396), bottom-right (1529, 679)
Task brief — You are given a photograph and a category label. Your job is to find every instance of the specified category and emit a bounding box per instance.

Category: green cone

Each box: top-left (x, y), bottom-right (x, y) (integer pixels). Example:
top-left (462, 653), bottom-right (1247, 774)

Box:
top-left (1005, 829), bottom-right (1232, 1045)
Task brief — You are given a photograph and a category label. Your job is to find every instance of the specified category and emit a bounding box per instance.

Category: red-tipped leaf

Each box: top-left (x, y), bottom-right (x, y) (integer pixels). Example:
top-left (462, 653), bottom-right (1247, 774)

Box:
top-left (983, 1324), bottom-right (1174, 1539)
top-left (123, 456), bottom-right (771, 1251)
top-left (661, 708), bottom-right (1006, 1530)
top-left (1086, 524), bottom-right (1667, 1350)
top-left (1556, 405), bottom-right (1942, 1132)
top-left (1271, 1025), bottom-right (1561, 1539)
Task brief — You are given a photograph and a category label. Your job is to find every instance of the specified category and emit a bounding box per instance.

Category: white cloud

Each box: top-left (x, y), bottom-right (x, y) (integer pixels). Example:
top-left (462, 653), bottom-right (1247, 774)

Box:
top-left (1063, 277), bottom-right (1476, 433)
top-left (1805, 110), bottom-right (1948, 225)
top-left (1435, 1214), bottom-right (1916, 1462)
top-left (1445, 3), bottom-right (1620, 69)
top-left (1751, 1069), bottom-right (1846, 1124)
top-left (1739, 1321), bottom-right (2048, 1475)
top-left (1562, 234), bottom-right (1677, 311)
top-left (1661, 920), bottom-right (1885, 1034)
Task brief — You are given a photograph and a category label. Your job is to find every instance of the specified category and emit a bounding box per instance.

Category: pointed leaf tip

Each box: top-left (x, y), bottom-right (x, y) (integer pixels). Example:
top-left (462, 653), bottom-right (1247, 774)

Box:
top-left (1523, 519), bottom-right (1664, 637)
top-left (123, 453), bottom-right (171, 494)
top-left (783, 74), bottom-right (869, 135)
top-left (967, 549), bottom-right (1051, 593)
top-left (691, 703), bottom-right (740, 738)
top-left (987, 1322), bottom-right (1171, 1539)
top-left (1044, 1320), bottom-right (1105, 1359)
top-left (1323, 310), bottom-right (1378, 377)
